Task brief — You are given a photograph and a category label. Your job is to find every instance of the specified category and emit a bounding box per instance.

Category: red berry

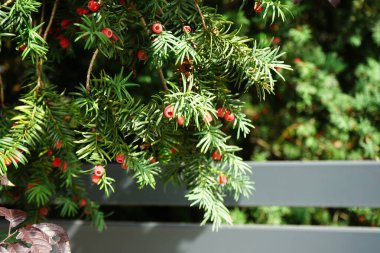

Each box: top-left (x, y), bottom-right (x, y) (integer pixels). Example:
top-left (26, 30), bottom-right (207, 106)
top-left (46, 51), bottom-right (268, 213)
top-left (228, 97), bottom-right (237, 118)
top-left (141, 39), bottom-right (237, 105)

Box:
top-left (38, 207), bottom-right (48, 216)
top-left (137, 50), bottom-right (148, 61)
top-left (62, 161), bottom-right (68, 172)
top-left (94, 165), bottom-right (105, 177)
top-left (80, 198), bottom-right (87, 207)
top-left (183, 26), bottom-right (191, 33)
top-left (59, 37), bottom-right (70, 49)
top-left (4, 157), bottom-right (12, 166)
top-left (64, 115), bottom-right (71, 122)
top-left (119, 0), bottom-right (126, 4)
top-left (52, 157), bottom-right (61, 168)
top-left (91, 174), bottom-right (101, 184)
top-left (217, 174), bottom-right (228, 186)
top-left (102, 28), bottom-right (113, 39)
top-left (203, 111), bottom-right (213, 123)
top-left (76, 7), bottom-right (89, 16)
top-left (121, 163), bottom-right (128, 170)
top-left (60, 19), bottom-right (71, 29)
top-left (27, 183), bottom-right (34, 189)
top-left (115, 153), bottom-right (125, 164)
top-left (112, 34), bottom-right (119, 43)
top-left (224, 110), bottom-right (235, 122)
top-left (275, 67), bottom-right (282, 72)
top-left (19, 44), bottom-right (27, 52)
top-left (170, 148), bottom-right (176, 154)
top-left (217, 107), bottom-right (226, 118)
top-left (55, 140), bottom-right (62, 149)
top-left (273, 37), bottom-right (281, 44)
top-left (149, 157), bottom-right (157, 164)
top-left (212, 151), bottom-right (222, 161)
top-left (46, 148), bottom-right (53, 156)
top-left (152, 22), bottom-right (163, 34)
top-left (254, 2), bottom-right (264, 13)
top-left (294, 58), bottom-right (302, 64)
top-left (88, 1), bottom-right (100, 12)
top-left (177, 116), bottom-right (184, 125)
top-left (164, 104), bottom-right (174, 119)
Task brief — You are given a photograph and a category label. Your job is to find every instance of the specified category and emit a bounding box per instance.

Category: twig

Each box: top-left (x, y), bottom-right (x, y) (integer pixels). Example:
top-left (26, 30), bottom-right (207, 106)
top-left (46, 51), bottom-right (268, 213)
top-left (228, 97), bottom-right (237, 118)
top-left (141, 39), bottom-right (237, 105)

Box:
top-left (43, 0), bottom-right (59, 40)
top-left (38, 0), bottom-right (46, 34)
top-left (158, 69), bottom-right (168, 91)
top-left (157, 7), bottom-right (164, 16)
top-left (133, 4), bottom-right (168, 91)
top-left (35, 0), bottom-right (59, 93)
top-left (194, 0), bottom-right (207, 30)
top-left (36, 59), bottom-right (43, 91)
top-left (86, 49), bottom-right (99, 93)
top-left (0, 74), bottom-right (4, 108)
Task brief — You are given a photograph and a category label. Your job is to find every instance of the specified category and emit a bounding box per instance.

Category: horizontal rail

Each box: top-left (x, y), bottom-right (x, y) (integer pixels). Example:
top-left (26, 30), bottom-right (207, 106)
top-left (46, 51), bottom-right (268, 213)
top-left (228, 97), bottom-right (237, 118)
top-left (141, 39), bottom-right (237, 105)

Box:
top-left (88, 161), bottom-right (380, 207)
top-left (60, 221), bottom-right (380, 253)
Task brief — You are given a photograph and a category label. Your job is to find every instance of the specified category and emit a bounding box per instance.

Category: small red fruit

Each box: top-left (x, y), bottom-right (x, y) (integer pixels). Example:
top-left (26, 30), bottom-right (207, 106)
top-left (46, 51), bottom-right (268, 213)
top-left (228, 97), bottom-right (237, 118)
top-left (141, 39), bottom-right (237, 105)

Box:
top-left (203, 111), bottom-right (213, 123)
top-left (76, 7), bottom-right (89, 16)
top-left (121, 163), bottom-right (128, 170)
top-left (61, 19), bottom-right (71, 29)
top-left (152, 22), bottom-right (163, 34)
top-left (224, 110), bottom-right (235, 122)
top-left (94, 165), bottom-right (105, 177)
top-left (137, 50), bottom-right (148, 61)
top-left (217, 107), bottom-right (226, 118)
top-left (119, 0), bottom-right (126, 4)
top-left (170, 148), bottom-right (176, 154)
top-left (112, 34), bottom-right (119, 42)
top-left (183, 26), bottom-right (191, 33)
top-left (212, 151), bottom-right (222, 161)
top-left (52, 157), bottom-right (61, 168)
top-left (19, 44), bottom-right (27, 52)
top-left (254, 2), bottom-right (264, 13)
top-left (38, 207), bottom-right (48, 216)
top-left (164, 104), bottom-right (174, 119)
top-left (115, 153), bottom-right (125, 164)
top-left (149, 157), bottom-right (157, 164)
top-left (47, 148), bottom-right (53, 156)
top-left (177, 116), bottom-right (184, 125)
top-left (59, 37), bottom-right (70, 49)
top-left (91, 174), bottom-right (101, 184)
top-left (64, 115), bottom-right (71, 122)
top-left (102, 28), bottom-right (113, 39)
top-left (62, 161), bottom-right (68, 172)
top-left (55, 140), bottom-right (62, 149)
top-left (273, 37), bottom-right (281, 44)
top-left (294, 58), bottom-right (302, 64)
top-left (88, 1), bottom-right (100, 12)
top-left (80, 198), bottom-right (87, 207)
top-left (218, 174), bottom-right (228, 186)
top-left (4, 157), bottom-right (12, 166)
top-left (27, 183), bottom-right (34, 189)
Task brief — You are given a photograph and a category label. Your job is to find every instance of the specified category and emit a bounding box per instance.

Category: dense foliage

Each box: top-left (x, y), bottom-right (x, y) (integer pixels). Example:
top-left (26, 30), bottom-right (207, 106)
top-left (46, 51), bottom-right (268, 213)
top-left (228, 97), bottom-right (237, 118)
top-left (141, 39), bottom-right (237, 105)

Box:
top-left (0, 0), bottom-right (290, 231)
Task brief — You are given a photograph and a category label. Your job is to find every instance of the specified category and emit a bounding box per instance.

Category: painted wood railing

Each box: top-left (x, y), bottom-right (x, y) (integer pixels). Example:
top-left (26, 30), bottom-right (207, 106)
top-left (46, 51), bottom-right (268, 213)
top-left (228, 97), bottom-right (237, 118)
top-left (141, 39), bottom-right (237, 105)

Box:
top-left (61, 161), bottom-right (380, 253)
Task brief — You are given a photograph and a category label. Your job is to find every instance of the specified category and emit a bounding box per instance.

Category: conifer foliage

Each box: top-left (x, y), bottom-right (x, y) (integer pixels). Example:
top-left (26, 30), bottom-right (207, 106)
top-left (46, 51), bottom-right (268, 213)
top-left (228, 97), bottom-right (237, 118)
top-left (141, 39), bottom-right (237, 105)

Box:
top-left (0, 0), bottom-right (290, 230)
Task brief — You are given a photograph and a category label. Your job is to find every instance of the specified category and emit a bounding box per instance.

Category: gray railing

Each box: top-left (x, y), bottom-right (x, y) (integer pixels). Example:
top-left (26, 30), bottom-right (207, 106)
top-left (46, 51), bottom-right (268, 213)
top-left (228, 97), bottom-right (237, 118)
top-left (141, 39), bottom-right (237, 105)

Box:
top-left (61, 161), bottom-right (380, 253)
